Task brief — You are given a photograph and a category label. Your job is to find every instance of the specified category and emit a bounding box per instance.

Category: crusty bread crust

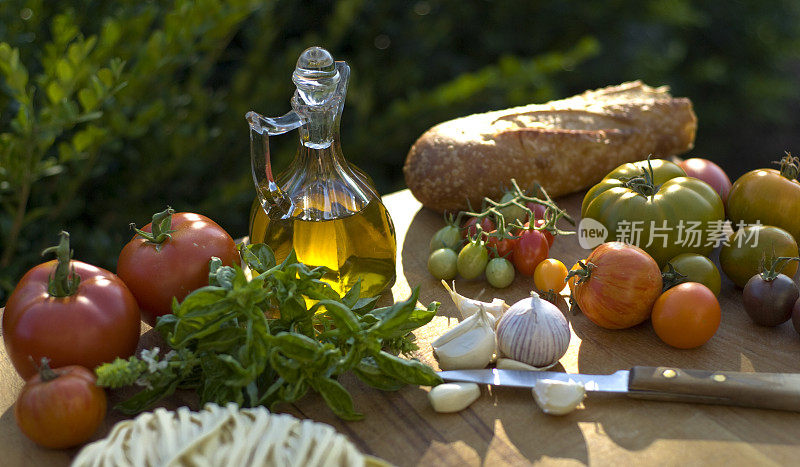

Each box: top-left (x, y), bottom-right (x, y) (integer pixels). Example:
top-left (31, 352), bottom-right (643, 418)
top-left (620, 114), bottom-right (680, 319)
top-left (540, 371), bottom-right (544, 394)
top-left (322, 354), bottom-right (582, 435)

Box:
top-left (403, 81), bottom-right (697, 213)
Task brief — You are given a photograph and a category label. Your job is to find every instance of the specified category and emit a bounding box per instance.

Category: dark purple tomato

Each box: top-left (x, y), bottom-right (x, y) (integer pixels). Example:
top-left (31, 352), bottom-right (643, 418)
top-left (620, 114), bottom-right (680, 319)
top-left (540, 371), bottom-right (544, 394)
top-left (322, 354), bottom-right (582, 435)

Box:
top-left (742, 274), bottom-right (799, 326)
top-left (792, 298), bottom-right (800, 336)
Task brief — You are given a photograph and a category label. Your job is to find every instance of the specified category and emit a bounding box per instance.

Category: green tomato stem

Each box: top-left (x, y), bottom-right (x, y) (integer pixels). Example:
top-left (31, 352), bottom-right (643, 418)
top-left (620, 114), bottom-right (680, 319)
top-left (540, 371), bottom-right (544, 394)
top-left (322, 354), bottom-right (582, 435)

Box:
top-left (131, 207), bottom-right (176, 249)
top-left (759, 256), bottom-right (800, 282)
top-left (621, 155), bottom-right (661, 198)
top-left (661, 262), bottom-right (688, 292)
top-left (565, 260), bottom-right (594, 286)
top-left (41, 231), bottom-right (80, 297)
top-left (463, 179), bottom-right (575, 239)
top-left (777, 152), bottom-right (800, 181)
top-left (37, 357), bottom-right (59, 382)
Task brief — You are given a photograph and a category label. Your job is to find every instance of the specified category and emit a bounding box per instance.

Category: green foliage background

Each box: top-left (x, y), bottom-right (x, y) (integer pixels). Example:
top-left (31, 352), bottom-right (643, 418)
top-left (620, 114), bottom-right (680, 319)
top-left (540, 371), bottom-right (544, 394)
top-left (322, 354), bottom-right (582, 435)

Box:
top-left (2, 0), bottom-right (800, 302)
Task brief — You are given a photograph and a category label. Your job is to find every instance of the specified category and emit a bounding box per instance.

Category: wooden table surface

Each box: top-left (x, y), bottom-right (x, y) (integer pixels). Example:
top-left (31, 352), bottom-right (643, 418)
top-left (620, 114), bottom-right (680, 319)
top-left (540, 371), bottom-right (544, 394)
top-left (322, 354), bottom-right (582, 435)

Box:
top-left (2, 189), bottom-right (800, 466)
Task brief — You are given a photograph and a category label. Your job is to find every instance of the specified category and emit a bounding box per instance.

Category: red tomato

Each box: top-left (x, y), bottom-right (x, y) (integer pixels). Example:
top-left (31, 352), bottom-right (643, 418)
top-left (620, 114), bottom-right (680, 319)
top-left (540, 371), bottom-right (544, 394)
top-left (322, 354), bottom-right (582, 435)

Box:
top-left (486, 230), bottom-right (517, 259)
top-left (15, 362), bottom-right (106, 449)
top-left (462, 216), bottom-right (495, 239)
top-left (532, 219), bottom-right (555, 246)
top-left (511, 228), bottom-right (549, 275)
top-left (3, 233), bottom-right (140, 380)
top-left (651, 282), bottom-right (720, 348)
top-left (118, 209), bottom-right (239, 326)
top-left (573, 242), bottom-right (663, 329)
top-left (678, 158), bottom-right (732, 204)
top-left (515, 221), bottom-right (554, 247)
top-left (525, 202), bottom-right (547, 222)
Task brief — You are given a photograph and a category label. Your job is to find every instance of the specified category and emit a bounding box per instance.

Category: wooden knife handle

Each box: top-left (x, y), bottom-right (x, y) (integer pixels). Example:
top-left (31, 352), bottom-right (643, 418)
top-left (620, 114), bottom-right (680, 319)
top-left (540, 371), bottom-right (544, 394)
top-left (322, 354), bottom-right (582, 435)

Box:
top-left (628, 366), bottom-right (800, 412)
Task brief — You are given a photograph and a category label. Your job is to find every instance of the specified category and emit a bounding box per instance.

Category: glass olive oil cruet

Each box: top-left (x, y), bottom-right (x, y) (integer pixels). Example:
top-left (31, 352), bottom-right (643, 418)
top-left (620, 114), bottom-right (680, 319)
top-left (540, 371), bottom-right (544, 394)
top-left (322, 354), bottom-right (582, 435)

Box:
top-left (246, 46), bottom-right (396, 298)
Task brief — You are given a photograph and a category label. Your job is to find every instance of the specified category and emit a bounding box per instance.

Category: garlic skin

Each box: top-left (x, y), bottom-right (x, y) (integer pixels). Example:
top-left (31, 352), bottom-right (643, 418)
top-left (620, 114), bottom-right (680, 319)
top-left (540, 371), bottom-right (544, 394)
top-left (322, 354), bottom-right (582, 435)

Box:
top-left (441, 280), bottom-right (508, 320)
top-left (496, 358), bottom-right (557, 371)
top-left (429, 382), bottom-right (481, 413)
top-left (532, 379), bottom-right (585, 415)
top-left (431, 305), bottom-right (496, 370)
top-left (495, 292), bottom-right (570, 368)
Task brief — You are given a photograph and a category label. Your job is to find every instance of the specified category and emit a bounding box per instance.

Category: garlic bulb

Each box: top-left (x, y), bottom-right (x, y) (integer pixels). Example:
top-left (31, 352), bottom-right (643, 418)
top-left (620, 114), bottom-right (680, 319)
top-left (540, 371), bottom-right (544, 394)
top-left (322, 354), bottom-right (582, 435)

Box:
top-left (441, 280), bottom-right (508, 321)
top-left (431, 304), bottom-right (496, 370)
top-left (532, 379), bottom-right (585, 415)
top-left (428, 382), bottom-right (481, 413)
top-left (495, 292), bottom-right (570, 368)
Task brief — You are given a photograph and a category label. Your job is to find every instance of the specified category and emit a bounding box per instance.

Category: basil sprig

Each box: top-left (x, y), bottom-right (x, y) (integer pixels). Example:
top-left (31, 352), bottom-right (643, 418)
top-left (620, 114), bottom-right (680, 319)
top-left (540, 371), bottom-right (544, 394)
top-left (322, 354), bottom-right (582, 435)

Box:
top-left (96, 244), bottom-right (441, 420)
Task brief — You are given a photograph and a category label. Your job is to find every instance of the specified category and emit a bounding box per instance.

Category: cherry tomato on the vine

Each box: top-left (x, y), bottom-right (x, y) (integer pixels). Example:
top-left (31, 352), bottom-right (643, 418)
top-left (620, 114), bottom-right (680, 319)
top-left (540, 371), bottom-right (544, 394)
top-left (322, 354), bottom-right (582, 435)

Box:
top-left (462, 216), bottom-right (495, 240)
top-left (457, 240), bottom-right (490, 280)
top-left (512, 228), bottom-right (549, 276)
top-left (486, 230), bottom-right (517, 260)
top-left (526, 202), bottom-right (547, 222)
top-left (532, 219), bottom-right (555, 247)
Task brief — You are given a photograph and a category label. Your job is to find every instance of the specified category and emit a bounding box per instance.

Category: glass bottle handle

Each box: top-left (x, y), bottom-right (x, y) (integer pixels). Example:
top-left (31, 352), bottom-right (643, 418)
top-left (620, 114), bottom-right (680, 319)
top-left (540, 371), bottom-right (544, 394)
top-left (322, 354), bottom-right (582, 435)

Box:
top-left (247, 110), bottom-right (303, 214)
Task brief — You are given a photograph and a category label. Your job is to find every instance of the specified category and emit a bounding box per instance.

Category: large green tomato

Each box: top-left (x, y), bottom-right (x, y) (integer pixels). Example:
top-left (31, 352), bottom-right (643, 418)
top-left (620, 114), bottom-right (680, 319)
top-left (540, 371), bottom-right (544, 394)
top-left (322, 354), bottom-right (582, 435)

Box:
top-left (582, 159), bottom-right (725, 267)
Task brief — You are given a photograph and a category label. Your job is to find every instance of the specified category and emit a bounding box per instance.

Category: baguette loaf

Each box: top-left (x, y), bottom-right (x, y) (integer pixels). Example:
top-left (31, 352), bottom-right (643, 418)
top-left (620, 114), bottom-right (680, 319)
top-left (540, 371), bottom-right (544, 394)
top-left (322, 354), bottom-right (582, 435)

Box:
top-left (403, 81), bottom-right (697, 213)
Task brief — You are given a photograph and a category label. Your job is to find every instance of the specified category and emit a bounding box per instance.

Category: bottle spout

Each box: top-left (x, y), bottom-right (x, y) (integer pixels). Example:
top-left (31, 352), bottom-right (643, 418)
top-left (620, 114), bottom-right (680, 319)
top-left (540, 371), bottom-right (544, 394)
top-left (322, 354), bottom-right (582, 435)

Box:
top-left (246, 110), bottom-right (304, 136)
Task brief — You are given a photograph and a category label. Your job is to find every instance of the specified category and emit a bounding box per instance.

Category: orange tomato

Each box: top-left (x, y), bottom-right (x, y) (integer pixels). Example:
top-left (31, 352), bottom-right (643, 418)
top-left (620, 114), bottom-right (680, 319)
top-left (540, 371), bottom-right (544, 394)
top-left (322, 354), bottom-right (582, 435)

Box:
top-left (534, 259), bottom-right (568, 293)
top-left (651, 282), bottom-right (721, 349)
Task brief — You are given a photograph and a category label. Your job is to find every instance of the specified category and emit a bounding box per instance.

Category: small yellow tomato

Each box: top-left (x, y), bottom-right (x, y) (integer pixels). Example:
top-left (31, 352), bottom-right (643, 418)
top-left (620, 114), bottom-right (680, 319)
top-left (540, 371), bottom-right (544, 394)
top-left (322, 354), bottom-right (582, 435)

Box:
top-left (534, 258), bottom-right (568, 293)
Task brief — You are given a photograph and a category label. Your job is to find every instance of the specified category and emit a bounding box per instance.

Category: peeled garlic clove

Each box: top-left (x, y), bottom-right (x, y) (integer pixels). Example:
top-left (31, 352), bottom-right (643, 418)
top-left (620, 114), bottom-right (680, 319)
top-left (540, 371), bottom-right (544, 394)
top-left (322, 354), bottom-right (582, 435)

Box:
top-left (532, 379), bottom-right (585, 415)
top-left (429, 382), bottom-right (481, 413)
top-left (432, 321), bottom-right (496, 370)
top-left (496, 358), bottom-right (557, 371)
top-left (496, 292), bottom-right (570, 368)
top-left (441, 280), bottom-right (508, 320)
top-left (432, 304), bottom-right (497, 370)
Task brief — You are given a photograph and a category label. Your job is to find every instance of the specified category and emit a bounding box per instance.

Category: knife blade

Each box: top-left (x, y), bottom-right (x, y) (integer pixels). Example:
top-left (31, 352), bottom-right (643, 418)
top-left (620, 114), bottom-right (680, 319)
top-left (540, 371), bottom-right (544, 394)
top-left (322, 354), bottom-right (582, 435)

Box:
top-left (439, 366), bottom-right (800, 412)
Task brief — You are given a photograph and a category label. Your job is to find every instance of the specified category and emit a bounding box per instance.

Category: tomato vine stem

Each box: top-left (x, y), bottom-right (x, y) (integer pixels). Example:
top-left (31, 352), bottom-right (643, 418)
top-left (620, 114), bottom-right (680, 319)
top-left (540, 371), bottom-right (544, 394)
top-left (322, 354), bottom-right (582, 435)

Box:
top-left (776, 151), bottom-right (799, 181)
top-left (461, 179), bottom-right (575, 241)
top-left (759, 256), bottom-right (800, 282)
top-left (131, 207), bottom-right (176, 251)
top-left (621, 155), bottom-right (661, 198)
top-left (41, 231), bottom-right (81, 297)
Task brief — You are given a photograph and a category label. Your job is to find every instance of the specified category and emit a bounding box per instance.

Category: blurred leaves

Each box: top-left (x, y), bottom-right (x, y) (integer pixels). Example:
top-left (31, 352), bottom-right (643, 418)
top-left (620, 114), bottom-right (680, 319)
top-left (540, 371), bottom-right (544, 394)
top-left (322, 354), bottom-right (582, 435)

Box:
top-left (2, 0), bottom-right (800, 302)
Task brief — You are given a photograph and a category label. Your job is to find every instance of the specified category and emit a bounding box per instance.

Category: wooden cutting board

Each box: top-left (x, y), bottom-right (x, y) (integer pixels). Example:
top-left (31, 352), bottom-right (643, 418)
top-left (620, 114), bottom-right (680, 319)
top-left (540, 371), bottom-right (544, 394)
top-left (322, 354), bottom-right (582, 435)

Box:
top-left (2, 189), bottom-right (800, 466)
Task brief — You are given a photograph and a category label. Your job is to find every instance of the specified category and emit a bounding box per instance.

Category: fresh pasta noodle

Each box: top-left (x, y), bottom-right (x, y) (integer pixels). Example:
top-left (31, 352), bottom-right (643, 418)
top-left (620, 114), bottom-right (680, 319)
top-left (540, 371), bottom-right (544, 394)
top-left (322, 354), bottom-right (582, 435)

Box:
top-left (72, 403), bottom-right (367, 467)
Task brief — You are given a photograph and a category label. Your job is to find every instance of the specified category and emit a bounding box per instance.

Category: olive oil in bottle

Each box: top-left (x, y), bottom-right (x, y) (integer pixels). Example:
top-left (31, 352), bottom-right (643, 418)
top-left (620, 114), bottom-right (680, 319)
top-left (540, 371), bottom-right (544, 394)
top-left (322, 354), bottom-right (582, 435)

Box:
top-left (250, 197), bottom-right (396, 297)
top-left (246, 47), bottom-right (396, 297)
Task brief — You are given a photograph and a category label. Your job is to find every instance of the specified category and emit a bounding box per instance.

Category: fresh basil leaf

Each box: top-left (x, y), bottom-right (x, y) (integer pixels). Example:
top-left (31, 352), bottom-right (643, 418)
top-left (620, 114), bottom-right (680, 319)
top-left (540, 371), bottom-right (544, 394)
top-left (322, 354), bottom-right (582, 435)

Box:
top-left (375, 303), bottom-right (439, 340)
top-left (270, 332), bottom-right (323, 362)
top-left (316, 300), bottom-right (361, 334)
top-left (367, 287), bottom-right (420, 336)
top-left (240, 243), bottom-right (276, 274)
top-left (373, 351), bottom-right (443, 387)
top-left (277, 378), bottom-right (308, 404)
top-left (314, 377), bottom-right (363, 421)
top-left (353, 358), bottom-right (404, 391)
top-left (114, 377), bottom-right (183, 415)
top-left (208, 257), bottom-right (236, 289)
top-left (351, 295), bottom-right (380, 315)
top-left (341, 279), bottom-right (362, 308)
